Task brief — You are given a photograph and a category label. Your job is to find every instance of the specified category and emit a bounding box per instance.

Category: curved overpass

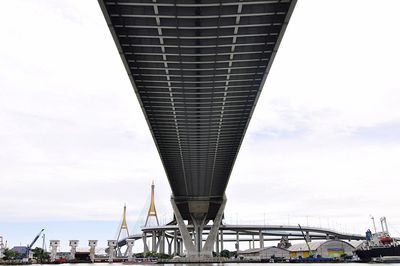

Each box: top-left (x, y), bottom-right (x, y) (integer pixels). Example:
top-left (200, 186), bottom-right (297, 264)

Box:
top-left (142, 224), bottom-right (365, 241)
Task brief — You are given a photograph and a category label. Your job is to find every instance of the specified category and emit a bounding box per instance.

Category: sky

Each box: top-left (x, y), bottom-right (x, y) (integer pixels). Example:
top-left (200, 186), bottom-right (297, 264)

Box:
top-left (1, 0), bottom-right (400, 252)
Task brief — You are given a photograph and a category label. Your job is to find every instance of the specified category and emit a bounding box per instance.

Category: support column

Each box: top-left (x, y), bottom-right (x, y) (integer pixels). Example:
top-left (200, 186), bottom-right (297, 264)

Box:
top-left (252, 235), bottom-right (255, 249)
top-left (88, 240), bottom-right (97, 263)
top-left (69, 240), bottom-right (79, 260)
top-left (49, 240), bottom-right (59, 262)
top-left (259, 230), bottom-right (264, 248)
top-left (152, 231), bottom-right (157, 252)
top-left (173, 230), bottom-right (177, 256)
top-left (215, 230), bottom-right (220, 255)
top-left (220, 229), bottom-right (224, 251)
top-left (126, 239), bottom-right (135, 262)
top-left (235, 232), bottom-right (239, 253)
top-left (142, 232), bottom-right (149, 253)
top-left (202, 196), bottom-right (226, 257)
top-left (170, 198), bottom-right (196, 256)
top-left (167, 238), bottom-right (172, 256)
top-left (177, 240), bottom-right (181, 256)
top-left (192, 216), bottom-right (206, 254)
top-left (179, 239), bottom-right (183, 255)
top-left (107, 240), bottom-right (117, 262)
top-left (168, 240), bottom-right (172, 256)
top-left (159, 231), bottom-right (165, 254)
top-left (171, 195), bottom-right (226, 259)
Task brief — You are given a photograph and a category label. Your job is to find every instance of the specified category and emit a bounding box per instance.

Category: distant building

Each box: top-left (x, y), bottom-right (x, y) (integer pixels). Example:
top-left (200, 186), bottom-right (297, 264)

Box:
top-left (238, 246), bottom-right (290, 261)
top-left (288, 240), bottom-right (355, 258)
top-left (11, 246), bottom-right (29, 256)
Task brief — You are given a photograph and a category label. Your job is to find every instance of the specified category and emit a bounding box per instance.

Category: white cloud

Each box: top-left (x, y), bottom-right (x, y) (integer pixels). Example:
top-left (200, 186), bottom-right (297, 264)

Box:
top-left (1, 0), bottom-right (400, 244)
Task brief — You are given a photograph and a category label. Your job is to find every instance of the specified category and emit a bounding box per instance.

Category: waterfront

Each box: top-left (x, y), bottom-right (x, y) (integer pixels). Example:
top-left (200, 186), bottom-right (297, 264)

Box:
top-left (3, 262), bottom-right (400, 266)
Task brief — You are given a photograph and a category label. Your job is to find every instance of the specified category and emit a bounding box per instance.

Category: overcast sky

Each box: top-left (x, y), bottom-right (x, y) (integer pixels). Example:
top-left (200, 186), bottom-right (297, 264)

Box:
top-left (1, 0), bottom-right (400, 250)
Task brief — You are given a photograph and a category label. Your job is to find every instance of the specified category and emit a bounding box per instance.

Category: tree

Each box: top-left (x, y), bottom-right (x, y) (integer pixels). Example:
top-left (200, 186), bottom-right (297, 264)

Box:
top-left (144, 251), bottom-right (157, 258)
top-left (3, 248), bottom-right (18, 260)
top-left (220, 249), bottom-right (231, 258)
top-left (32, 247), bottom-right (50, 263)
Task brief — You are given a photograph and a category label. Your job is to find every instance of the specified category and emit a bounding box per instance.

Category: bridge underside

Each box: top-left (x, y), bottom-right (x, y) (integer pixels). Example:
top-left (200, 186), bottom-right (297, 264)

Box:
top-left (99, 0), bottom-right (296, 258)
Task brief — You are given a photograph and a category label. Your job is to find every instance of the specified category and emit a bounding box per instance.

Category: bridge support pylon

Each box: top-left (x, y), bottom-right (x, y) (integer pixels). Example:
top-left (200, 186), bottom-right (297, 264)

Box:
top-left (69, 240), bottom-right (79, 260)
top-left (88, 240), bottom-right (97, 263)
top-left (170, 195), bottom-right (226, 260)
top-left (49, 240), bottom-right (59, 262)
top-left (126, 239), bottom-right (135, 262)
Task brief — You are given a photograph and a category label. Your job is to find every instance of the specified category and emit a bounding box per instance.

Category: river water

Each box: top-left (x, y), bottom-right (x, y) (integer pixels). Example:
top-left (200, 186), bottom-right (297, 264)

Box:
top-left (1, 262), bottom-right (400, 266)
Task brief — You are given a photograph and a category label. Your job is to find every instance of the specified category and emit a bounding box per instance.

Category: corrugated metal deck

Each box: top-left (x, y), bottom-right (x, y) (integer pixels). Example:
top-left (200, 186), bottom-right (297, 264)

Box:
top-left (99, 0), bottom-right (296, 219)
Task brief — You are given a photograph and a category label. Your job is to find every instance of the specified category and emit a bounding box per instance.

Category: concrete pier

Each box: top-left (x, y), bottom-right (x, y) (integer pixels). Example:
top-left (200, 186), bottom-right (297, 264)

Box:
top-left (126, 239), bottom-right (135, 261)
top-left (88, 240), bottom-right (97, 263)
top-left (49, 240), bottom-right (59, 262)
top-left (107, 240), bottom-right (117, 262)
top-left (69, 240), bottom-right (78, 260)
top-left (170, 195), bottom-right (226, 259)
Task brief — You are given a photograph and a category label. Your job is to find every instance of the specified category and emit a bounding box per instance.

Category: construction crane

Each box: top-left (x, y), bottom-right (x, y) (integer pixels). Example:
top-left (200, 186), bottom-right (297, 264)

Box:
top-left (298, 224), bottom-right (313, 258)
top-left (25, 229), bottom-right (45, 260)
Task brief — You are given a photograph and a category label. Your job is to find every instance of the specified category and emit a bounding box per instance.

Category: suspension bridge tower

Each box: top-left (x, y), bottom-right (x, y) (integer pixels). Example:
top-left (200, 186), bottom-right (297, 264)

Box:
top-left (143, 181), bottom-right (160, 253)
top-left (117, 204), bottom-right (130, 241)
top-left (115, 204), bottom-right (130, 256)
top-left (145, 181), bottom-right (159, 227)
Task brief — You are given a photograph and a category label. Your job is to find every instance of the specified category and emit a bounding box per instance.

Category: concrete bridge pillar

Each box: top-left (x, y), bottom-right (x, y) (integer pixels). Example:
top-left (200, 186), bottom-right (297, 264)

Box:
top-left (142, 232), bottom-right (149, 253)
top-left (171, 195), bottom-right (226, 259)
top-left (173, 230), bottom-right (177, 256)
top-left (159, 231), bottom-right (165, 254)
top-left (126, 239), bottom-right (135, 261)
top-left (259, 230), bottom-right (264, 248)
top-left (49, 240), bottom-right (59, 262)
top-left (107, 240), bottom-right (117, 262)
top-left (167, 238), bottom-right (172, 256)
top-left (176, 239), bottom-right (182, 256)
top-left (69, 240), bottom-right (79, 260)
top-left (220, 229), bottom-right (224, 251)
top-left (215, 230), bottom-right (220, 255)
top-left (151, 231), bottom-right (157, 252)
top-left (88, 240), bottom-right (97, 263)
top-left (179, 239), bottom-right (183, 255)
top-left (236, 232), bottom-right (240, 252)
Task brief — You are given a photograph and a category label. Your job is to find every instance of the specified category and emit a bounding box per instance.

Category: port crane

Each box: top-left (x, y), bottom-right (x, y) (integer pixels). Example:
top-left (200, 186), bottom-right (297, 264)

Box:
top-left (298, 224), bottom-right (313, 258)
top-left (25, 229), bottom-right (45, 260)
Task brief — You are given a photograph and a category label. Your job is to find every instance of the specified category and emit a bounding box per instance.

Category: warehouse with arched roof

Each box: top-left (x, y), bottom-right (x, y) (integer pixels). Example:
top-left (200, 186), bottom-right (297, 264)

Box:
top-left (288, 240), bottom-right (355, 258)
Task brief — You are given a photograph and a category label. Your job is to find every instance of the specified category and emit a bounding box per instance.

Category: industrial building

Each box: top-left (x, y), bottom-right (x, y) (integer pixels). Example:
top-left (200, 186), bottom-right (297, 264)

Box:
top-left (238, 246), bottom-right (290, 261)
top-left (288, 240), bottom-right (355, 258)
top-left (11, 246), bottom-right (29, 256)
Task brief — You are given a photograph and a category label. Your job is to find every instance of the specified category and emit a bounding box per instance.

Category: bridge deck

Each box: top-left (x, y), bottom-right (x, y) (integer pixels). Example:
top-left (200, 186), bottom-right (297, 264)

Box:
top-left (99, 0), bottom-right (296, 219)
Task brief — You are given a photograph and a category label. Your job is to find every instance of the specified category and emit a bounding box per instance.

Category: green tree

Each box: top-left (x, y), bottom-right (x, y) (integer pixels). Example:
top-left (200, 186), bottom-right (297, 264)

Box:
top-left (144, 251), bottom-right (157, 258)
top-left (134, 252), bottom-right (144, 258)
top-left (3, 248), bottom-right (18, 260)
top-left (32, 247), bottom-right (50, 263)
top-left (220, 249), bottom-right (231, 258)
